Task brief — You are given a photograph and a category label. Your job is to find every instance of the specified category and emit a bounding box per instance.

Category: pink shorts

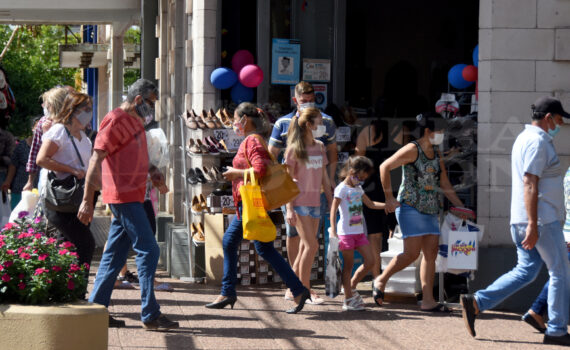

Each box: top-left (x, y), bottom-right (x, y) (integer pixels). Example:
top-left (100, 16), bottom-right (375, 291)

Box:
top-left (338, 233), bottom-right (369, 251)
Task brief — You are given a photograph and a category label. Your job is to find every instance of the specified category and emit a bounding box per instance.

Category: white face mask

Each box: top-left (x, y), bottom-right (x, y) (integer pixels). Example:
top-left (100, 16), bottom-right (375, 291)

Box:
top-left (299, 102), bottom-right (315, 111)
top-left (43, 107), bottom-right (50, 117)
top-left (75, 110), bottom-right (92, 128)
top-left (312, 124), bottom-right (326, 138)
top-left (429, 132), bottom-right (444, 145)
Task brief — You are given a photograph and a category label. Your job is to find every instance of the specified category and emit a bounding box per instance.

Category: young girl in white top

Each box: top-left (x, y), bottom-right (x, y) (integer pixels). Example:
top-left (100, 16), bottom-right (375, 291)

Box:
top-left (330, 156), bottom-right (385, 310)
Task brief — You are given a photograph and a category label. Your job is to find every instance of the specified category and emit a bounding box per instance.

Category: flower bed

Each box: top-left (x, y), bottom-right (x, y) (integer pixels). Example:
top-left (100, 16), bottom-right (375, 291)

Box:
top-left (0, 215), bottom-right (88, 304)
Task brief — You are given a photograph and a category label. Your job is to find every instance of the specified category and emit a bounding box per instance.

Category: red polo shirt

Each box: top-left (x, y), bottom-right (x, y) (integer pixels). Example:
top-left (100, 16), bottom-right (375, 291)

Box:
top-left (94, 108), bottom-right (148, 204)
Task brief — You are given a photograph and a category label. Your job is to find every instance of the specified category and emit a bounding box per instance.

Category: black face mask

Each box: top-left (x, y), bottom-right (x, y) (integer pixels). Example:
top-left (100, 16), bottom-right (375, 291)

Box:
top-left (135, 100), bottom-right (154, 120)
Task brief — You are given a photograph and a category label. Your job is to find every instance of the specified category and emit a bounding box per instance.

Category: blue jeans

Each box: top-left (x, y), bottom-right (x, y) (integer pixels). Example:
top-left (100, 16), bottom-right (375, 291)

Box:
top-left (530, 250), bottom-right (570, 317)
top-left (474, 222), bottom-right (570, 336)
top-left (88, 202), bottom-right (161, 323)
top-left (284, 192), bottom-right (328, 237)
top-left (221, 204), bottom-right (306, 298)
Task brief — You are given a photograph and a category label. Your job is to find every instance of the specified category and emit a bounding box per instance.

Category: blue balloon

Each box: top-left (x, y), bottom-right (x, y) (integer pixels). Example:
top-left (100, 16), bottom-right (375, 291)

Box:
top-left (473, 45), bottom-right (479, 67)
top-left (448, 64), bottom-right (473, 89)
top-left (210, 67), bottom-right (238, 90)
top-left (231, 82), bottom-right (254, 103)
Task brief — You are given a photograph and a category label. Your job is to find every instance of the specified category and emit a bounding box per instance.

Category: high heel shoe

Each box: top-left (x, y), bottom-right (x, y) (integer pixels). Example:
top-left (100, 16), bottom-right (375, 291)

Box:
top-left (286, 289), bottom-right (311, 314)
top-left (192, 109), bottom-right (206, 129)
top-left (201, 110), bottom-right (216, 129)
top-left (196, 139), bottom-right (209, 153)
top-left (209, 108), bottom-right (223, 129)
top-left (187, 138), bottom-right (201, 154)
top-left (194, 167), bottom-right (208, 183)
top-left (205, 296), bottom-right (237, 309)
top-left (222, 108), bottom-right (233, 128)
top-left (191, 222), bottom-right (205, 244)
top-left (191, 195), bottom-right (201, 213)
top-left (199, 193), bottom-right (209, 212)
top-left (183, 110), bottom-right (197, 130)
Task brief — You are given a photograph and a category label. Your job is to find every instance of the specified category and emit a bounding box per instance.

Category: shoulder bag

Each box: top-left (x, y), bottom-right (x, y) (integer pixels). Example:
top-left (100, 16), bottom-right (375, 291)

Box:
top-left (44, 127), bottom-right (86, 213)
top-left (245, 134), bottom-right (299, 211)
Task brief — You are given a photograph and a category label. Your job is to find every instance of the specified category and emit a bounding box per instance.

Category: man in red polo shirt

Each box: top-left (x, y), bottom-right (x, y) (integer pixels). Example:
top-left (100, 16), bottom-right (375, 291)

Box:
top-left (78, 79), bottom-right (178, 331)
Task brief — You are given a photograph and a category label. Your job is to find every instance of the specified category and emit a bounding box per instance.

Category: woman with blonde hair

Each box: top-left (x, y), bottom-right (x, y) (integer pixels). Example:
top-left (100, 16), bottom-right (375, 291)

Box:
top-left (36, 91), bottom-right (95, 273)
top-left (285, 107), bottom-right (333, 303)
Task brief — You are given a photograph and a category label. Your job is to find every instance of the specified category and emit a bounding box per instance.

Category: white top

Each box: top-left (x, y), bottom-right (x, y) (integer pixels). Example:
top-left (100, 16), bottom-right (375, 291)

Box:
top-left (42, 123), bottom-right (91, 179)
top-left (510, 125), bottom-right (564, 225)
top-left (334, 181), bottom-right (365, 235)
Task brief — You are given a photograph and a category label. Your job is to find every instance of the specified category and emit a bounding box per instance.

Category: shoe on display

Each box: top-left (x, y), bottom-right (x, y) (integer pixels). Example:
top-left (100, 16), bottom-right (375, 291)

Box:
top-left (186, 168), bottom-right (199, 185)
top-left (187, 138), bottom-right (201, 154)
top-left (342, 296), bottom-right (365, 311)
top-left (143, 314), bottom-right (180, 331)
top-left (194, 168), bottom-right (208, 183)
top-left (209, 108), bottom-right (223, 129)
top-left (191, 109), bottom-right (206, 129)
top-left (191, 196), bottom-right (202, 213)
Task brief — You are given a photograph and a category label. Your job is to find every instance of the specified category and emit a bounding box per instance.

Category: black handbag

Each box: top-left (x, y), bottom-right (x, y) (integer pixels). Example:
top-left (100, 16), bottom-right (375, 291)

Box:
top-left (43, 127), bottom-right (86, 213)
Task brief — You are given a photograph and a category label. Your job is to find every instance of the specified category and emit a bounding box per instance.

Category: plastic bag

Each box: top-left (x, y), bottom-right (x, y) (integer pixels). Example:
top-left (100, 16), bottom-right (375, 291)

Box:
top-left (239, 169), bottom-right (276, 242)
top-left (9, 190), bottom-right (40, 223)
top-left (0, 191), bottom-right (11, 227)
top-left (325, 230), bottom-right (342, 298)
top-left (146, 128), bottom-right (169, 168)
top-left (436, 212), bottom-right (484, 274)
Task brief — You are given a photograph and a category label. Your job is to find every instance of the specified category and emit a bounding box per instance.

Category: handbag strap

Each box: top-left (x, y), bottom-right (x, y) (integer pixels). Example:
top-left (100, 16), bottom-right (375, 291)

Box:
top-left (243, 168), bottom-right (257, 185)
top-left (244, 134), bottom-right (276, 168)
top-left (64, 126), bottom-right (85, 168)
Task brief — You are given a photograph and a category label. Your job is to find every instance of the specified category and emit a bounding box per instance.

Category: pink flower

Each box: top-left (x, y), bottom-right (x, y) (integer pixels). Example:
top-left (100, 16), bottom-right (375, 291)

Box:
top-left (0, 241), bottom-right (4, 248)
top-left (19, 253), bottom-right (31, 260)
top-left (34, 217), bottom-right (41, 224)
top-left (58, 249), bottom-right (69, 255)
top-left (0, 234), bottom-right (5, 240)
top-left (67, 280), bottom-right (75, 290)
top-left (46, 238), bottom-right (57, 244)
top-left (5, 249), bottom-right (14, 255)
top-left (17, 282), bottom-right (25, 290)
top-left (34, 234), bottom-right (42, 240)
top-left (52, 266), bottom-right (62, 272)
top-left (18, 273), bottom-right (24, 279)
top-left (2, 273), bottom-right (10, 282)
top-left (62, 241), bottom-right (75, 248)
top-left (0, 265), bottom-right (3, 271)
top-left (17, 233), bottom-right (32, 239)
top-left (38, 254), bottom-right (48, 261)
top-left (17, 247), bottom-right (24, 254)
top-left (68, 264), bottom-right (80, 272)
top-left (17, 211), bottom-right (29, 219)
top-left (3, 223), bottom-right (14, 230)
top-left (69, 252), bottom-right (78, 257)
top-left (46, 279), bottom-right (52, 284)
top-left (3, 261), bottom-right (13, 268)
top-left (34, 268), bottom-right (49, 276)
top-left (83, 263), bottom-right (90, 270)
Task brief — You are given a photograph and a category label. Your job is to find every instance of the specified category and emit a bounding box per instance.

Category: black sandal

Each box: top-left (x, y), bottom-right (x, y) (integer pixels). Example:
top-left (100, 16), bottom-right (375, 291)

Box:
top-left (421, 304), bottom-right (451, 313)
top-left (372, 283), bottom-right (384, 306)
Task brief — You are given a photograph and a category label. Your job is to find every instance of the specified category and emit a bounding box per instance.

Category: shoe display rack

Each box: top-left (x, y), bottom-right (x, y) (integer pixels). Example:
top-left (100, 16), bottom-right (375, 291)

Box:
top-left (178, 108), bottom-right (242, 280)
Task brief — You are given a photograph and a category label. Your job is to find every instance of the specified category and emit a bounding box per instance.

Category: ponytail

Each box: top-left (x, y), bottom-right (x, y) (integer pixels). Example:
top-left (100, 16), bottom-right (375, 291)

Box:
top-left (285, 107), bottom-right (321, 163)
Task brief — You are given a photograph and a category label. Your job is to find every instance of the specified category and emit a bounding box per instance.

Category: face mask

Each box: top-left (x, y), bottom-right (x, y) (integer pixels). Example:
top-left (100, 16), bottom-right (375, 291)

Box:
top-left (75, 110), bottom-right (92, 127)
top-left (429, 132), bottom-right (444, 145)
top-left (144, 114), bottom-right (154, 126)
top-left (312, 124), bottom-right (326, 138)
top-left (548, 124), bottom-right (561, 137)
top-left (135, 100), bottom-right (154, 120)
top-left (232, 116), bottom-right (246, 136)
top-left (350, 175), bottom-right (364, 187)
top-left (0, 71), bottom-right (6, 89)
top-left (43, 107), bottom-right (50, 117)
top-left (299, 102), bottom-right (315, 111)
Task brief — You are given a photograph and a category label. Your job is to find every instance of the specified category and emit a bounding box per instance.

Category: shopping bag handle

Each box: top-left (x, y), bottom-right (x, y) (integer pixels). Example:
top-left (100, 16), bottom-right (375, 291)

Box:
top-left (243, 168), bottom-right (258, 185)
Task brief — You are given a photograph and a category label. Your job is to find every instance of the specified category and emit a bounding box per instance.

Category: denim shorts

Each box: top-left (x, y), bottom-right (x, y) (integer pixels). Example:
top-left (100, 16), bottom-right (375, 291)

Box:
top-left (293, 205), bottom-right (321, 219)
top-left (395, 203), bottom-right (440, 238)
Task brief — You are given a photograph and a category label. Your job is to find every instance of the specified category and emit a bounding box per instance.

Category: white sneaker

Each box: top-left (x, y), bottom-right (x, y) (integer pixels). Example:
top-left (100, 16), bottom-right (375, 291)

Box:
top-left (352, 290), bottom-right (363, 305)
top-left (306, 291), bottom-right (325, 305)
top-left (342, 296), bottom-right (365, 311)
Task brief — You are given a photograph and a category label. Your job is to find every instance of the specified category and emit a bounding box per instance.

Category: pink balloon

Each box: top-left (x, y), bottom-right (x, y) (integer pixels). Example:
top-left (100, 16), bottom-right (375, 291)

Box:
top-left (239, 64), bottom-right (264, 88)
top-left (462, 65), bottom-right (478, 82)
top-left (231, 50), bottom-right (254, 73)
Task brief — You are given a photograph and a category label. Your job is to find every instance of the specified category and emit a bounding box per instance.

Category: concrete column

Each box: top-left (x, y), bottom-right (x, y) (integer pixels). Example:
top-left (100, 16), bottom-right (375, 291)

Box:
top-left (256, 0), bottom-right (269, 104)
top-left (110, 22), bottom-right (129, 109)
top-left (158, 0), bottom-right (170, 212)
top-left (141, 0), bottom-right (159, 84)
top-left (191, 0), bottom-right (217, 110)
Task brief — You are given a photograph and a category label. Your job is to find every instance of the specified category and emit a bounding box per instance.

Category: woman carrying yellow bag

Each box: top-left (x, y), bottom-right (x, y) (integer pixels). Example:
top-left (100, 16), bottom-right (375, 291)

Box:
top-left (205, 102), bottom-right (311, 314)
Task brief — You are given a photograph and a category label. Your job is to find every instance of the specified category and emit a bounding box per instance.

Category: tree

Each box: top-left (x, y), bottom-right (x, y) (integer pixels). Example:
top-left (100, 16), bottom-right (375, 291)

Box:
top-left (0, 25), bottom-right (78, 138)
top-left (123, 26), bottom-right (141, 89)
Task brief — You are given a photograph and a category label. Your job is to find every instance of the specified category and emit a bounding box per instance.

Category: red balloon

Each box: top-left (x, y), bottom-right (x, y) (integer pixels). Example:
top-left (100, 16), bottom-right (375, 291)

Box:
top-left (239, 64), bottom-right (264, 88)
top-left (462, 65), bottom-right (478, 82)
top-left (231, 50), bottom-right (254, 73)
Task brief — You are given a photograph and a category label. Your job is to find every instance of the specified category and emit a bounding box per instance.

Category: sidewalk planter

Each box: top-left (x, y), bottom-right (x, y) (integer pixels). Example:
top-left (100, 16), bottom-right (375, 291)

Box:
top-left (0, 301), bottom-right (108, 350)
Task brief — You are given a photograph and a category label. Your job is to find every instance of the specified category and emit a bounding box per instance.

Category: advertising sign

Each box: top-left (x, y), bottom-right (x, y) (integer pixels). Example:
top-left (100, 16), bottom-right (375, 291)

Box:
top-left (271, 38), bottom-right (301, 85)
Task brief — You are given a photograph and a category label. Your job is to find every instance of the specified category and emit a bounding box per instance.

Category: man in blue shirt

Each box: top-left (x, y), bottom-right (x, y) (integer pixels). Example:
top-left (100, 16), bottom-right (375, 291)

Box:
top-left (268, 81), bottom-right (337, 303)
top-left (460, 96), bottom-right (570, 346)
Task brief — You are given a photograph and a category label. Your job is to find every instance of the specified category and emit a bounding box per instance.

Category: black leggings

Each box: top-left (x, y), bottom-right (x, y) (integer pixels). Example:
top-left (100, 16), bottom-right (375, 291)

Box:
top-left (45, 208), bottom-right (95, 270)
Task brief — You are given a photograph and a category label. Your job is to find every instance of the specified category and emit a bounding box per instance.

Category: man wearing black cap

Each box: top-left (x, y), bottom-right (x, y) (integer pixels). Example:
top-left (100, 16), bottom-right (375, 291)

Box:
top-left (460, 96), bottom-right (570, 346)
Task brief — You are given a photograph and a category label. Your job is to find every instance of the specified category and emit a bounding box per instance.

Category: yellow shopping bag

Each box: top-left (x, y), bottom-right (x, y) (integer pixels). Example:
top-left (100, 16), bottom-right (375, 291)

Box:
top-left (239, 168), bottom-right (276, 242)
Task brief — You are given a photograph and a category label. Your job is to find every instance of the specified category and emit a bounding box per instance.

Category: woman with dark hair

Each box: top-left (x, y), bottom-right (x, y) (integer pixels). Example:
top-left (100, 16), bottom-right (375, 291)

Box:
top-left (205, 102), bottom-right (311, 313)
top-left (36, 91), bottom-right (95, 272)
top-left (372, 111), bottom-right (471, 311)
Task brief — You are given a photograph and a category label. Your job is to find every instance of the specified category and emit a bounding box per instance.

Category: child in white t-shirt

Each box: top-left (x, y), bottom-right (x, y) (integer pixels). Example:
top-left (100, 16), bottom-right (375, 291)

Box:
top-left (330, 156), bottom-right (385, 311)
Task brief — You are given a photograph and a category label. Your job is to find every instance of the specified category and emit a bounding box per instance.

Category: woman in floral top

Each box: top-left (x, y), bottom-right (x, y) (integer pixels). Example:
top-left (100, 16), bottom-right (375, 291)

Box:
top-left (372, 112), bottom-right (468, 312)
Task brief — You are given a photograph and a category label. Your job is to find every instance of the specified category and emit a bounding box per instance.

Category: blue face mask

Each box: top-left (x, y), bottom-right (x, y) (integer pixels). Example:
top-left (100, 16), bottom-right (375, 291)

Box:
top-left (548, 124), bottom-right (561, 137)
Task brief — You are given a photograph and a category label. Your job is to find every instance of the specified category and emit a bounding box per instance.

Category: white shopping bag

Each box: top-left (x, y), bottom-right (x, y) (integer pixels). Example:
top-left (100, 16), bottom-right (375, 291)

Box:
top-left (325, 231), bottom-right (342, 298)
top-left (447, 230), bottom-right (478, 270)
top-left (9, 190), bottom-right (40, 223)
top-left (436, 212), bottom-right (484, 274)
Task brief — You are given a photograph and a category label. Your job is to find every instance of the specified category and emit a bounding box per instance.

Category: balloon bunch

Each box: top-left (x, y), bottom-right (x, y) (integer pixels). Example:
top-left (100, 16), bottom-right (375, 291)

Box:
top-left (210, 50), bottom-right (264, 104)
top-left (447, 45), bottom-right (478, 93)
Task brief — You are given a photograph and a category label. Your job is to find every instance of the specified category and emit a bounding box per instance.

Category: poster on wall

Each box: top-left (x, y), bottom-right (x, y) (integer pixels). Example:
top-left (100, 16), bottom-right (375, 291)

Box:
top-left (302, 59), bottom-right (331, 82)
top-left (271, 38), bottom-right (301, 85)
top-left (290, 84), bottom-right (327, 110)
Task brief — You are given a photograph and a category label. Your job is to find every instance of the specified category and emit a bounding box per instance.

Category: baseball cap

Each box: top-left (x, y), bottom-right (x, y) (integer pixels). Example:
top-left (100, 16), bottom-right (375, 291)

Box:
top-left (532, 96), bottom-right (570, 118)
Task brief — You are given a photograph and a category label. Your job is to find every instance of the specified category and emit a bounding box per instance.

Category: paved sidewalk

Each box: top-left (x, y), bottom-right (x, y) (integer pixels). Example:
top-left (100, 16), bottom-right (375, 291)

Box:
top-left (87, 262), bottom-right (563, 350)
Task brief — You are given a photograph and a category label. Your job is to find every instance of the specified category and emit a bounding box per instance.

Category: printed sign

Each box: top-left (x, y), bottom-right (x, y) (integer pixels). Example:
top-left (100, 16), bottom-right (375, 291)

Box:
top-left (447, 231), bottom-right (478, 270)
top-left (337, 126), bottom-right (351, 142)
top-left (271, 38), bottom-right (301, 85)
top-left (302, 58), bottom-right (331, 82)
top-left (313, 84), bottom-right (327, 110)
top-left (221, 195), bottom-right (234, 208)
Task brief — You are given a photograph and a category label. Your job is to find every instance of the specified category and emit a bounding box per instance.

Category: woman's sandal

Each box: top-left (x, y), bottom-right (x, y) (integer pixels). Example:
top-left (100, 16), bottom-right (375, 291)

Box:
top-left (420, 303), bottom-right (451, 313)
top-left (372, 282), bottom-right (384, 306)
